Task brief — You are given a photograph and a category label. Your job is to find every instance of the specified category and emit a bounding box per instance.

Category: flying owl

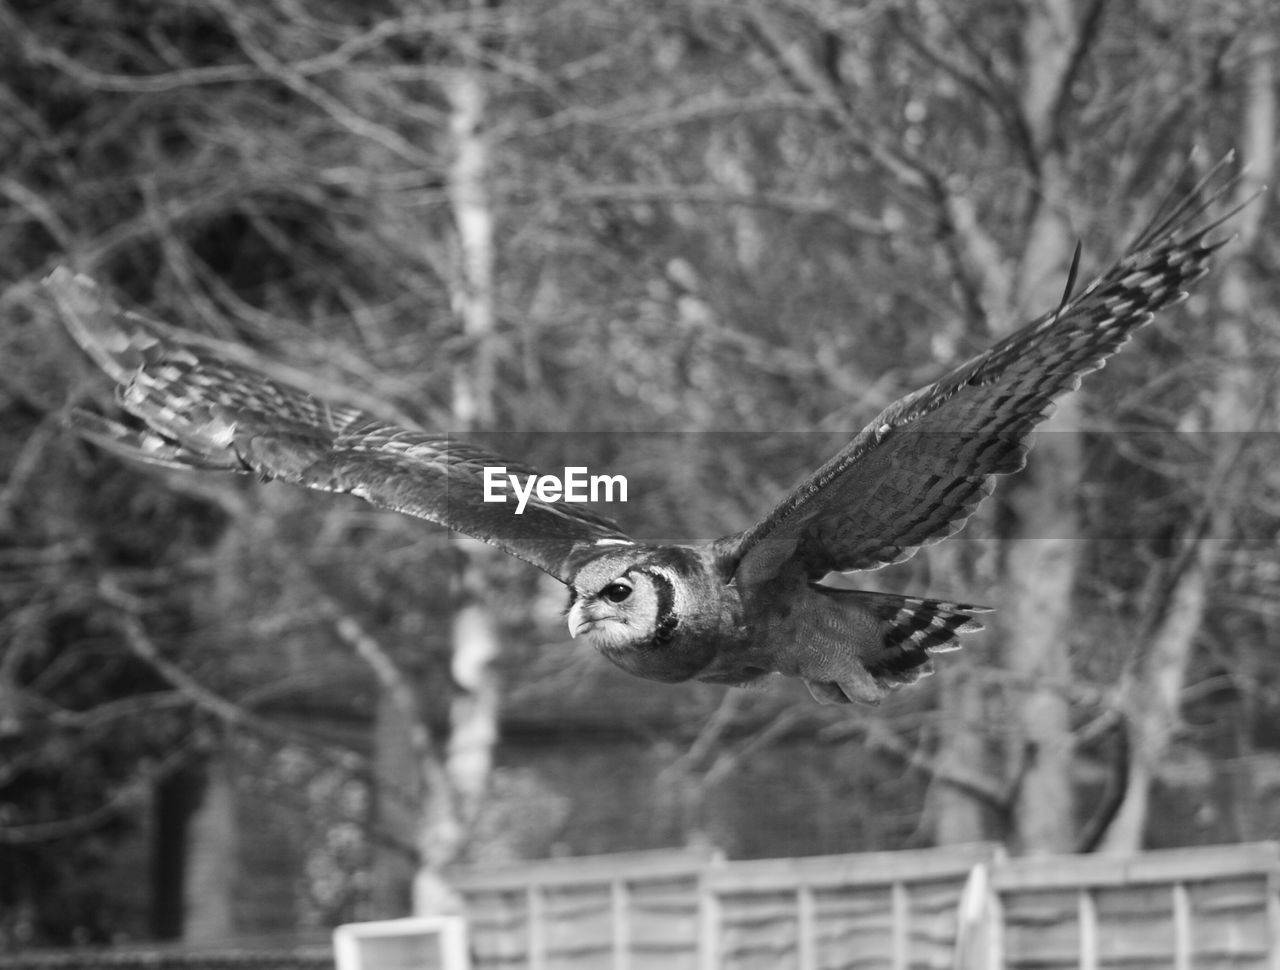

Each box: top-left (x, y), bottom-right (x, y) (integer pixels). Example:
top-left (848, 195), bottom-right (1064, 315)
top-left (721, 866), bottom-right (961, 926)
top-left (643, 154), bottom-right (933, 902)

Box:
top-left (50, 158), bottom-right (1245, 704)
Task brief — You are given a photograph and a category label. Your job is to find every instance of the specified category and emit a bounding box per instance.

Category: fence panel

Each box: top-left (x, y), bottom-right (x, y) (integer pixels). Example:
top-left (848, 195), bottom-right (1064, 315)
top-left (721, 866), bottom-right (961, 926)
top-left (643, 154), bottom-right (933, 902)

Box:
top-left (8, 843), bottom-right (1280, 970)
top-left (453, 842), bottom-right (1280, 970)
top-left (452, 847), bottom-right (719, 970)
top-left (990, 843), bottom-right (1280, 970)
top-left (453, 844), bottom-right (1000, 970)
top-left (703, 846), bottom-right (999, 970)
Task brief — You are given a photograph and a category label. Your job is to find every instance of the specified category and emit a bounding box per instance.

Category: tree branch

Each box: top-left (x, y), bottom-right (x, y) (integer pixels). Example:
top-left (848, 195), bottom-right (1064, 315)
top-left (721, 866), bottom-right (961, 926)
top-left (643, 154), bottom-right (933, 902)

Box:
top-left (820, 712), bottom-right (1010, 809)
top-left (0, 739), bottom-right (197, 844)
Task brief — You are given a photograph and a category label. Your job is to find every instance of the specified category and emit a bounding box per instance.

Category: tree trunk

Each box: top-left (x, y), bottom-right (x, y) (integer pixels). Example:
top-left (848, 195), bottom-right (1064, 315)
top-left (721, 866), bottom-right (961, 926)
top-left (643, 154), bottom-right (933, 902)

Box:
top-left (332, 607), bottom-right (460, 915)
top-left (1001, 398), bottom-right (1080, 854)
top-left (924, 0), bottom-right (1087, 854)
top-left (181, 755), bottom-right (238, 941)
top-left (931, 667), bottom-right (989, 844)
top-left (370, 695), bottom-right (420, 916)
top-left (927, 533), bottom-right (997, 845)
top-left (446, 62), bottom-right (497, 430)
top-left (408, 54), bottom-right (503, 915)
top-left (1098, 29), bottom-right (1274, 852)
top-left (996, 0), bottom-right (1083, 855)
top-left (1099, 551), bottom-right (1209, 853)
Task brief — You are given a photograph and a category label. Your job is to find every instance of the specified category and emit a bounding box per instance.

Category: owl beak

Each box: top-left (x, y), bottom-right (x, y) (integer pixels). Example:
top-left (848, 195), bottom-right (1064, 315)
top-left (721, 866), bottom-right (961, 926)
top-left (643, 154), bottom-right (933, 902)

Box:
top-left (567, 601), bottom-right (593, 638)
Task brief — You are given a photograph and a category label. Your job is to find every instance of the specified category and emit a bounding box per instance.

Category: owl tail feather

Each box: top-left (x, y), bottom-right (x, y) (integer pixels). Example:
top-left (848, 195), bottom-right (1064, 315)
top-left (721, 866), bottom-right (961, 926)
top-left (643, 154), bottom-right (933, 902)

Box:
top-left (803, 589), bottom-right (991, 705)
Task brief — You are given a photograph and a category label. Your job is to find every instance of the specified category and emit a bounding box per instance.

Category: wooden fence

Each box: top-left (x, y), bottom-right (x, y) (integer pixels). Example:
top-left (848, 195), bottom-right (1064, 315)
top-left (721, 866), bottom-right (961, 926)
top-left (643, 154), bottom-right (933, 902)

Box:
top-left (452, 845), bottom-right (722, 970)
top-left (7, 843), bottom-right (1277, 970)
top-left (449, 842), bottom-right (1280, 970)
top-left (988, 843), bottom-right (1280, 970)
top-left (451, 843), bottom-right (995, 970)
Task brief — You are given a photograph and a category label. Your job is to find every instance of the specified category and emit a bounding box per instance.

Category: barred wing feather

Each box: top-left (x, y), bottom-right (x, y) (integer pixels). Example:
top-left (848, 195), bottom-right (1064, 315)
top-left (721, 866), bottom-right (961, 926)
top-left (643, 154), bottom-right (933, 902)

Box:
top-left (48, 269), bottom-right (633, 583)
top-left (725, 156), bottom-right (1244, 586)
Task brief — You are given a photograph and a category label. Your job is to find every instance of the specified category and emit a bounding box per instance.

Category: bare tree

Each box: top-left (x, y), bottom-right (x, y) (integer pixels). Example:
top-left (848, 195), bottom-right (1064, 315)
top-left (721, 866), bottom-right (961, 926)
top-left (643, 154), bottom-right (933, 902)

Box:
top-left (4, 0), bottom-right (1280, 941)
top-left (1099, 19), bottom-right (1276, 853)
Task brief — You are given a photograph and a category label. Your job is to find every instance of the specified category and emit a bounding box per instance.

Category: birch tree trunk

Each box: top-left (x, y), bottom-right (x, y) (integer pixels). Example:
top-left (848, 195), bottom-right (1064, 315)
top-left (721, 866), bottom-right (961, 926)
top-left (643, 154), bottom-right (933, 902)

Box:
top-left (411, 43), bottom-right (502, 915)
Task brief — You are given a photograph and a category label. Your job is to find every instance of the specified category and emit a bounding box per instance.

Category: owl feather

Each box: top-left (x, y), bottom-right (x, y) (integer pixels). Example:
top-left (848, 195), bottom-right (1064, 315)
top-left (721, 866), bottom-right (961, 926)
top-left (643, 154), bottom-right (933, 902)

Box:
top-left (49, 154), bottom-right (1255, 704)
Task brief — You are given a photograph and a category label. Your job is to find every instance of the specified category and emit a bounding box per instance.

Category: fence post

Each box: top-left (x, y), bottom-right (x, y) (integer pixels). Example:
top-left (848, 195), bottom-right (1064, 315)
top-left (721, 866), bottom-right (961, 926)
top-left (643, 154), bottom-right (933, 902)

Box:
top-left (1171, 881), bottom-right (1191, 970)
top-left (1077, 888), bottom-right (1097, 970)
top-left (698, 863), bottom-right (720, 970)
top-left (891, 882), bottom-right (910, 970)
top-left (1268, 869), bottom-right (1280, 970)
top-left (952, 862), bottom-right (991, 970)
top-left (526, 884), bottom-right (544, 970)
top-left (611, 878), bottom-right (629, 970)
top-left (796, 884), bottom-right (816, 970)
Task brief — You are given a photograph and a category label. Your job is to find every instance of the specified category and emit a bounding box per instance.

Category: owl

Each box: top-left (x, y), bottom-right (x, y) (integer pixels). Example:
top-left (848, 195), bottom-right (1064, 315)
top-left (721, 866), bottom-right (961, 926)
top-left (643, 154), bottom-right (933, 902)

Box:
top-left (50, 158), bottom-right (1245, 704)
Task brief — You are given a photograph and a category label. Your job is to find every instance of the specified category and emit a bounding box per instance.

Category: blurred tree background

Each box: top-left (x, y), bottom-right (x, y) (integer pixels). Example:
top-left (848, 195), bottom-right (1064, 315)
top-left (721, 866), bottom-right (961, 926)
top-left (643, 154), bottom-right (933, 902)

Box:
top-left (2, 0), bottom-right (1279, 947)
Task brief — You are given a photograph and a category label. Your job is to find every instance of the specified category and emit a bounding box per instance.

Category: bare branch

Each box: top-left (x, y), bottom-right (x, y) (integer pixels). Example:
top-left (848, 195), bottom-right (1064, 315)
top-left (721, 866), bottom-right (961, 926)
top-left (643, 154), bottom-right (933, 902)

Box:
top-left (703, 706), bottom-right (808, 790)
top-left (207, 0), bottom-right (438, 168)
top-left (741, 0), bottom-right (934, 194)
top-left (1045, 0), bottom-right (1110, 152)
top-left (548, 181), bottom-right (888, 234)
top-left (0, 416), bottom-right (60, 530)
top-left (0, 741), bottom-right (195, 844)
top-left (97, 576), bottom-right (356, 759)
top-left (324, 602), bottom-right (451, 799)
top-left (0, 178), bottom-right (77, 252)
top-left (888, 5), bottom-right (1031, 162)
top-left (6, 4), bottom-right (483, 102)
top-left (656, 691), bottom-right (748, 790)
top-left (506, 91), bottom-right (818, 140)
top-left (821, 712), bottom-right (1010, 809)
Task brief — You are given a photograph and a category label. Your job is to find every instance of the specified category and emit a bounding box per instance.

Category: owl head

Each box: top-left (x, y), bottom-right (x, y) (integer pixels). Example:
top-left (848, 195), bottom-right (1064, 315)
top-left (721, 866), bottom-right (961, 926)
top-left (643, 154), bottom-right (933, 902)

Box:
top-left (565, 546), bottom-right (720, 683)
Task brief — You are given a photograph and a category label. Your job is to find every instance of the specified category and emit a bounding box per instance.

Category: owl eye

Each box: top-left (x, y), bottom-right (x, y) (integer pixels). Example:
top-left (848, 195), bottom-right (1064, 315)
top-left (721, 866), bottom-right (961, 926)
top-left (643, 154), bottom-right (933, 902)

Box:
top-left (600, 581), bottom-right (633, 603)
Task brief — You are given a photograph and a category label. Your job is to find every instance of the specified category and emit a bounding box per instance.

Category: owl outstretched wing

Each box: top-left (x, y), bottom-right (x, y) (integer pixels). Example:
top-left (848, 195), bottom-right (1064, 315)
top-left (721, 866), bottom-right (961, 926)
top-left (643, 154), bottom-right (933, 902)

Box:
top-left (724, 155), bottom-right (1250, 586)
top-left (48, 269), bottom-right (633, 583)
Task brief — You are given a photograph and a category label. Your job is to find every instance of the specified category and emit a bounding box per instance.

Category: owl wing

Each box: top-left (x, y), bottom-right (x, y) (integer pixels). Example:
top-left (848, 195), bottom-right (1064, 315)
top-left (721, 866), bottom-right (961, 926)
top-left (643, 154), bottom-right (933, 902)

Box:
top-left (48, 269), bottom-right (634, 583)
top-left (723, 156), bottom-right (1247, 586)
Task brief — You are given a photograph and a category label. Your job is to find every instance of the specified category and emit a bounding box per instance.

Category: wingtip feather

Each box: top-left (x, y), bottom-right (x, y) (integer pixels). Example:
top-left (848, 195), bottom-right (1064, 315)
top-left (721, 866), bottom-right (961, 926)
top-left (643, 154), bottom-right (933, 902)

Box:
top-left (46, 268), bottom-right (157, 385)
top-left (65, 407), bottom-right (202, 470)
